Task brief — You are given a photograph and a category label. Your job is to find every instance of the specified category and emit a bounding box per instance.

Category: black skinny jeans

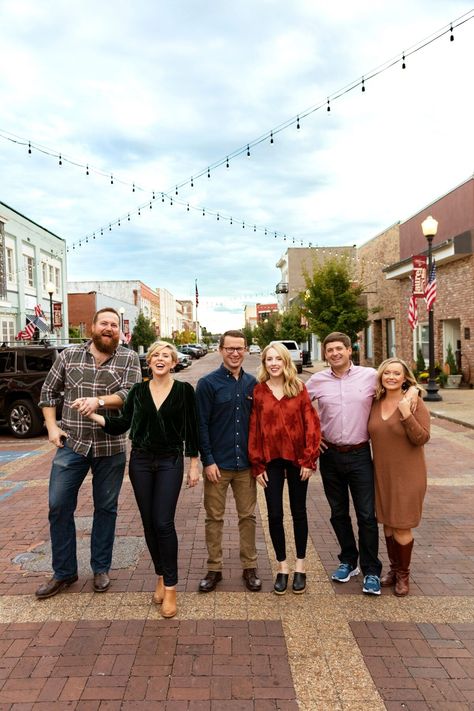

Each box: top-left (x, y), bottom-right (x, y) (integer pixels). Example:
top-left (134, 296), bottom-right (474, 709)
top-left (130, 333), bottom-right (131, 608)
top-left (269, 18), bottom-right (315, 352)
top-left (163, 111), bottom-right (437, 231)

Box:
top-left (128, 450), bottom-right (184, 587)
top-left (264, 458), bottom-right (309, 561)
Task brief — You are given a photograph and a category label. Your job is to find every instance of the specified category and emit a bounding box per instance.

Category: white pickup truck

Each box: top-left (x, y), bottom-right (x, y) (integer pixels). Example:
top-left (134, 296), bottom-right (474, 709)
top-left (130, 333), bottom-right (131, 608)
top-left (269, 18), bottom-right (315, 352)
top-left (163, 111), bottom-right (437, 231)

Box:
top-left (270, 340), bottom-right (303, 373)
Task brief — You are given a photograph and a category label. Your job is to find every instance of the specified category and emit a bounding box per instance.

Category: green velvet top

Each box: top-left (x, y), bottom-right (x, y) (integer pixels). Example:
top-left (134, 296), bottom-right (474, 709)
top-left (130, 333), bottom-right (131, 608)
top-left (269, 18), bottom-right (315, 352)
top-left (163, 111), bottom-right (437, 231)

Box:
top-left (103, 379), bottom-right (199, 457)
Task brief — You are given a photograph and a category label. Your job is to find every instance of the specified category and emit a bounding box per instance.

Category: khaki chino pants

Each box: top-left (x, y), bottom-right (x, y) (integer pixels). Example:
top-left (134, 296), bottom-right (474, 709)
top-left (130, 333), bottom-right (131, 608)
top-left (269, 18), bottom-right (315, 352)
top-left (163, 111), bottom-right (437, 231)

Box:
top-left (204, 467), bottom-right (258, 571)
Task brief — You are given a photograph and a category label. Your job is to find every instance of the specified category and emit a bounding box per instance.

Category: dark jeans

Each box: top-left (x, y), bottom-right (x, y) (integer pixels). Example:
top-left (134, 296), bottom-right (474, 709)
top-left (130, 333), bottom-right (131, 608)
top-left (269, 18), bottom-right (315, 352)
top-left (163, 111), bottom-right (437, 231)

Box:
top-left (129, 450), bottom-right (184, 587)
top-left (264, 458), bottom-right (309, 561)
top-left (320, 445), bottom-right (381, 577)
top-left (48, 444), bottom-right (126, 580)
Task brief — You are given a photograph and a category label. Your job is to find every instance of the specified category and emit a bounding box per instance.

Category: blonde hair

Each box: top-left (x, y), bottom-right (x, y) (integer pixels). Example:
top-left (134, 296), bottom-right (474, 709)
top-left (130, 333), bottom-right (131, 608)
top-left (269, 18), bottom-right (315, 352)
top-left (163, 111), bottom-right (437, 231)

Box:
top-left (257, 342), bottom-right (303, 398)
top-left (375, 357), bottom-right (420, 400)
top-left (146, 341), bottom-right (179, 365)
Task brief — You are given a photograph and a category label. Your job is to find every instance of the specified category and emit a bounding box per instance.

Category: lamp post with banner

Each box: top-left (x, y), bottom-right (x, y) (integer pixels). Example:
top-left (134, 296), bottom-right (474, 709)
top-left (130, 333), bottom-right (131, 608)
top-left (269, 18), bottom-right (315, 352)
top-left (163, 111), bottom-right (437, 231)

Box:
top-left (421, 215), bottom-right (442, 402)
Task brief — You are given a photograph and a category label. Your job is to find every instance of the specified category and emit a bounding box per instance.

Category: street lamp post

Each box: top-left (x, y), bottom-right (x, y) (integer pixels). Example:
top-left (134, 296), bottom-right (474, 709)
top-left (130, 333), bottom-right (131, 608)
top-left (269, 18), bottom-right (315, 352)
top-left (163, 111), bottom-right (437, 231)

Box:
top-left (421, 215), bottom-right (442, 402)
top-left (46, 281), bottom-right (55, 337)
top-left (119, 307), bottom-right (125, 344)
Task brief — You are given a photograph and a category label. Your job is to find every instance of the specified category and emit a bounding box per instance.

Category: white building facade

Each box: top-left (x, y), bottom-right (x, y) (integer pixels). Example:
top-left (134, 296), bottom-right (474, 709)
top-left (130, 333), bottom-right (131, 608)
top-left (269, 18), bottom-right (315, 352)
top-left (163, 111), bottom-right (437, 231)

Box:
top-left (0, 201), bottom-right (68, 342)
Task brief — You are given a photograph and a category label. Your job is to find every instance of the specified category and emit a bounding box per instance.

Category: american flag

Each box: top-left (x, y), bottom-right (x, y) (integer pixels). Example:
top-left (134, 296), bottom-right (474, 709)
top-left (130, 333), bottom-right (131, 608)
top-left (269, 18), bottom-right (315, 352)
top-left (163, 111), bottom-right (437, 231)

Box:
top-left (195, 279), bottom-right (199, 308)
top-left (424, 260), bottom-right (437, 311)
top-left (408, 294), bottom-right (418, 330)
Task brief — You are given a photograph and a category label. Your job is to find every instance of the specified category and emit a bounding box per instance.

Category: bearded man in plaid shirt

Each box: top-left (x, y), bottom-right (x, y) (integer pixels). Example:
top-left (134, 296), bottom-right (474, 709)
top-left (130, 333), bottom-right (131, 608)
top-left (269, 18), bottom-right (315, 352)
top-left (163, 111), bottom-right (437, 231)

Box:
top-left (35, 308), bottom-right (141, 600)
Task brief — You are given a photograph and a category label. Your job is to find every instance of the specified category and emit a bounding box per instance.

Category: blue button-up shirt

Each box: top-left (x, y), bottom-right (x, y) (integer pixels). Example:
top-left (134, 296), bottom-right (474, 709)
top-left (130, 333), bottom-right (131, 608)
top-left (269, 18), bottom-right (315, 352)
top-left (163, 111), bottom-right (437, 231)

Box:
top-left (196, 364), bottom-right (256, 470)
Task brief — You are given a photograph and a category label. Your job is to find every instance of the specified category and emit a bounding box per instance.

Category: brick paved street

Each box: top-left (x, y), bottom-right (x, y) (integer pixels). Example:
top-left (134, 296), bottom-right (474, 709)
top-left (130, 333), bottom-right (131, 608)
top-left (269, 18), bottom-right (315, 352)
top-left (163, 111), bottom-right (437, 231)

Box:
top-left (1, 352), bottom-right (474, 709)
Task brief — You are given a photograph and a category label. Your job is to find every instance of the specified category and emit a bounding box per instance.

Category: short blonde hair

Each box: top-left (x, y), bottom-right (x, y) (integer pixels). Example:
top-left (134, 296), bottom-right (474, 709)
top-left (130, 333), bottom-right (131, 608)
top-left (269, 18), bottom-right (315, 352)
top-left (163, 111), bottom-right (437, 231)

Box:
top-left (375, 357), bottom-right (419, 400)
top-left (257, 342), bottom-right (302, 398)
top-left (146, 341), bottom-right (179, 365)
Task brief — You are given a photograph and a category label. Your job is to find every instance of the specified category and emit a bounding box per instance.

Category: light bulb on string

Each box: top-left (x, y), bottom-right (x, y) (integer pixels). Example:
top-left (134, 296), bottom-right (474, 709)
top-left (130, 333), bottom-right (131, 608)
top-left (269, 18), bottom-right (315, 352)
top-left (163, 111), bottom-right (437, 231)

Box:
top-left (161, 193), bottom-right (165, 202)
top-left (327, 99), bottom-right (330, 112)
top-left (270, 131), bottom-right (274, 144)
top-left (202, 208), bottom-right (205, 216)
top-left (253, 225), bottom-right (256, 232)
top-left (58, 154), bottom-right (62, 166)
top-left (296, 116), bottom-right (300, 129)
top-left (450, 24), bottom-right (454, 41)
top-left (208, 167), bottom-right (211, 178)
top-left (109, 224), bottom-right (111, 231)
top-left (247, 145), bottom-right (250, 157)
top-left (152, 191), bottom-right (155, 200)
top-left (149, 201), bottom-right (152, 209)
top-left (86, 164), bottom-right (89, 175)
top-left (93, 233), bottom-right (96, 239)
top-left (175, 186), bottom-right (178, 195)
top-left (170, 198), bottom-right (173, 206)
top-left (226, 157), bottom-right (229, 168)
top-left (242, 222), bottom-right (245, 229)
top-left (402, 53), bottom-right (406, 69)
top-left (361, 77), bottom-right (365, 92)
top-left (28, 142), bottom-right (32, 154)
top-left (191, 177), bottom-right (194, 187)
top-left (118, 219), bottom-right (121, 227)
top-left (132, 183), bottom-right (135, 192)
top-left (110, 174), bottom-right (114, 184)
top-left (138, 207), bottom-right (141, 215)
top-left (100, 228), bottom-right (103, 236)
top-left (187, 203), bottom-right (189, 211)
top-left (230, 217), bottom-right (233, 225)
top-left (217, 213), bottom-right (220, 221)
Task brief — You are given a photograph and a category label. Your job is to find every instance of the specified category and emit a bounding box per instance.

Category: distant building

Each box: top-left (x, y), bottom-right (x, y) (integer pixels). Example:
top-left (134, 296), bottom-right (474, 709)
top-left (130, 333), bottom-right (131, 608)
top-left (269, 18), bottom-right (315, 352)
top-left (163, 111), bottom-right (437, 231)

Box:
top-left (244, 304), bottom-right (257, 329)
top-left (256, 303), bottom-right (279, 322)
top-left (0, 201), bottom-right (68, 342)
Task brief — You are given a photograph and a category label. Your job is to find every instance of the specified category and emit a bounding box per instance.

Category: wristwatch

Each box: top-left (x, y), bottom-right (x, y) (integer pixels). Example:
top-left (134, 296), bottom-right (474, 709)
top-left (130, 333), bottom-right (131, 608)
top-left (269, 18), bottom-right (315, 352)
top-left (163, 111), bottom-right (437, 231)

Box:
top-left (97, 398), bottom-right (105, 408)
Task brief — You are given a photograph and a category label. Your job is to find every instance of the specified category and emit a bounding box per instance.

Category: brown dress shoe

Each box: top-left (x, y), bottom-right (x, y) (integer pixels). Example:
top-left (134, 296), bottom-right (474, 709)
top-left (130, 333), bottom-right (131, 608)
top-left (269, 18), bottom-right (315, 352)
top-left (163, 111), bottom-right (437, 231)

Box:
top-left (35, 575), bottom-right (78, 600)
top-left (198, 571), bottom-right (222, 592)
top-left (242, 568), bottom-right (262, 592)
top-left (93, 572), bottom-right (110, 592)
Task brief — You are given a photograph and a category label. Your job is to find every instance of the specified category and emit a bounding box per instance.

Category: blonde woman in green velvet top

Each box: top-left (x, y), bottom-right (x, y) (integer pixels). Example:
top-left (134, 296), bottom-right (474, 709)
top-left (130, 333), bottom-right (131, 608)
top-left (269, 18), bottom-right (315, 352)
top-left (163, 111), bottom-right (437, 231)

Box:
top-left (88, 341), bottom-right (199, 618)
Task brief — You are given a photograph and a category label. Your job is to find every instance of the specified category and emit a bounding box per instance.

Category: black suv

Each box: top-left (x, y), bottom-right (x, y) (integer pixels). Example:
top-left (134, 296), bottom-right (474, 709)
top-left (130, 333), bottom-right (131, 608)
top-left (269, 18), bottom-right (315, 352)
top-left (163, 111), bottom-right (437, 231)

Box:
top-left (0, 344), bottom-right (61, 438)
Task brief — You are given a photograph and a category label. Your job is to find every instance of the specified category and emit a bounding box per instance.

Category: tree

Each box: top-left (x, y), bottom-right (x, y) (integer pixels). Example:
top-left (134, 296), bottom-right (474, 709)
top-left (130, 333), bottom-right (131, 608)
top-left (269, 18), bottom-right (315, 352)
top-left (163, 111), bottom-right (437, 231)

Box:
top-left (175, 329), bottom-right (196, 346)
top-left (130, 312), bottom-right (157, 351)
top-left (242, 324), bottom-right (255, 346)
top-left (68, 325), bottom-right (82, 342)
top-left (303, 256), bottom-right (368, 344)
top-left (279, 305), bottom-right (307, 344)
top-left (254, 313), bottom-right (279, 349)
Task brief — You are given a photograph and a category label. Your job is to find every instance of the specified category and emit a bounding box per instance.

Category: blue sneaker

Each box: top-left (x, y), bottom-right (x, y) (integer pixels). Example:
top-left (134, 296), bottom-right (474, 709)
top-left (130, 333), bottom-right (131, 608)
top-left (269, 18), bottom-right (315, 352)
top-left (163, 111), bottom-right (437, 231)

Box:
top-left (331, 563), bottom-right (360, 583)
top-left (363, 575), bottom-right (381, 595)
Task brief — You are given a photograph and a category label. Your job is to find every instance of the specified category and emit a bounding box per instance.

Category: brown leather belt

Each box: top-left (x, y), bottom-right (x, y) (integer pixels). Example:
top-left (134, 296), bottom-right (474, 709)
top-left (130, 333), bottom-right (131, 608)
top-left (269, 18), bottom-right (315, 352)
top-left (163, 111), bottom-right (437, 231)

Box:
top-left (324, 441), bottom-right (369, 453)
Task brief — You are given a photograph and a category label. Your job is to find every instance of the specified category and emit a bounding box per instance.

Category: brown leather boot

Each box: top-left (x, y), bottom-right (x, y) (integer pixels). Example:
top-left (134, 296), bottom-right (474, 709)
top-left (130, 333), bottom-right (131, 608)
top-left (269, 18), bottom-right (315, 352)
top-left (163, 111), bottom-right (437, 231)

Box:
top-left (161, 587), bottom-right (177, 618)
top-left (394, 539), bottom-right (414, 597)
top-left (152, 576), bottom-right (165, 605)
top-left (380, 536), bottom-right (397, 587)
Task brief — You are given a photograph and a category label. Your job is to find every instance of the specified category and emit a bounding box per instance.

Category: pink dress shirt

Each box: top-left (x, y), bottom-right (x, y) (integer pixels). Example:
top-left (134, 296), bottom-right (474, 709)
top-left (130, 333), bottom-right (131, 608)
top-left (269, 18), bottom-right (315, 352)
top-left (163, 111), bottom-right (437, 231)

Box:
top-left (306, 364), bottom-right (377, 446)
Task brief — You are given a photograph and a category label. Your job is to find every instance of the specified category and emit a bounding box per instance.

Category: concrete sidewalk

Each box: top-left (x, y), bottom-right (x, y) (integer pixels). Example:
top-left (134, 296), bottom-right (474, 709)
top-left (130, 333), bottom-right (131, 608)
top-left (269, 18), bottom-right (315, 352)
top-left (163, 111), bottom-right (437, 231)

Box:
top-left (0, 362), bottom-right (474, 709)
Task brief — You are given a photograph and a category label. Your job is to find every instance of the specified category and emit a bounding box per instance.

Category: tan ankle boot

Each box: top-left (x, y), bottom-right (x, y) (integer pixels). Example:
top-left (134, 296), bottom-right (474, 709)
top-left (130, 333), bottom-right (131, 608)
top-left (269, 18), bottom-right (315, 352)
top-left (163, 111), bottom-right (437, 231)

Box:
top-left (161, 587), bottom-right (177, 618)
top-left (152, 576), bottom-right (165, 605)
top-left (394, 539), bottom-right (414, 597)
top-left (380, 536), bottom-right (397, 587)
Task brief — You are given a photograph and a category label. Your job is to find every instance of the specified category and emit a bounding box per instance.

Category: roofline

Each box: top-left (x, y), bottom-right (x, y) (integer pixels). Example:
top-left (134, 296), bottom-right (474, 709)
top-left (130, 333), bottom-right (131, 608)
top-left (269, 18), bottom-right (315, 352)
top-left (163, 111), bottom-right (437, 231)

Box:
top-left (0, 200), bottom-right (66, 243)
top-left (400, 174), bottom-right (474, 225)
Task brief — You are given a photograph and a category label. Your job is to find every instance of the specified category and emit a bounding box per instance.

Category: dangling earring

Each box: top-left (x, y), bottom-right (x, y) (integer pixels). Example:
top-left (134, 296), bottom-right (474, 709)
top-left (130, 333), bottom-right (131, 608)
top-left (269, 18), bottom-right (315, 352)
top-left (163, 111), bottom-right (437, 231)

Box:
top-left (402, 381), bottom-right (409, 392)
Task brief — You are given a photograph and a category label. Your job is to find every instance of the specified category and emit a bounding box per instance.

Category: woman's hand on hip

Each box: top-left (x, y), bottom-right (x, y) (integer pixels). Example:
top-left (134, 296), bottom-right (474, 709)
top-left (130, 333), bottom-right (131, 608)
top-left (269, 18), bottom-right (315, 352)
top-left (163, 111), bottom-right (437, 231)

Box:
top-left (256, 471), bottom-right (268, 488)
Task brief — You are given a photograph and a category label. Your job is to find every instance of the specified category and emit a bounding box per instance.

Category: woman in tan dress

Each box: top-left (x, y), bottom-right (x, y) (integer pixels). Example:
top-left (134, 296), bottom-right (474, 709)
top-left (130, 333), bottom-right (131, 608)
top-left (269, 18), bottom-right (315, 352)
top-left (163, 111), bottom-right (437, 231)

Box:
top-left (368, 358), bottom-right (430, 596)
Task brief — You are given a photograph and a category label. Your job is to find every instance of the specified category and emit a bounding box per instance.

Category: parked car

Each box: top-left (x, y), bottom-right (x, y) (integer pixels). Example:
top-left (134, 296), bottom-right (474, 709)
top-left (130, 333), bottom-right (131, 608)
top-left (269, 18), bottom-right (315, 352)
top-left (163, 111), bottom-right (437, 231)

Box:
top-left (0, 344), bottom-right (62, 438)
top-left (248, 344), bottom-right (261, 354)
top-left (270, 340), bottom-right (303, 373)
top-left (180, 344), bottom-right (203, 359)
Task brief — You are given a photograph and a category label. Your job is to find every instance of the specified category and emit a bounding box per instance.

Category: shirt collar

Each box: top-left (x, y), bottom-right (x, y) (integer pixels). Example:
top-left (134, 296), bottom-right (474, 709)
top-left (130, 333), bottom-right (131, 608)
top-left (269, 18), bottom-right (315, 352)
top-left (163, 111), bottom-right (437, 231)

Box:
top-left (220, 363), bottom-right (243, 379)
top-left (330, 360), bottom-right (354, 378)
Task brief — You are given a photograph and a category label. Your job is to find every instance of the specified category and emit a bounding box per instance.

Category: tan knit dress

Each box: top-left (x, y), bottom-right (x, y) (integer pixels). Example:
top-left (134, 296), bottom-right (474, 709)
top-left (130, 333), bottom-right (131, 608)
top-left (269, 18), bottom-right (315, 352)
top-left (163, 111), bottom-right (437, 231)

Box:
top-left (368, 398), bottom-right (430, 529)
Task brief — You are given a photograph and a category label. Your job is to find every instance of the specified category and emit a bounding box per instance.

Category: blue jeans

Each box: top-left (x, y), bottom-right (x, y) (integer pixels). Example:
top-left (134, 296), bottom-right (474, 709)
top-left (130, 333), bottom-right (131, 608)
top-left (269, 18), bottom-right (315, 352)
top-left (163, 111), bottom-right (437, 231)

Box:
top-left (48, 444), bottom-right (126, 579)
top-left (128, 450), bottom-right (184, 587)
top-left (320, 445), bottom-right (381, 577)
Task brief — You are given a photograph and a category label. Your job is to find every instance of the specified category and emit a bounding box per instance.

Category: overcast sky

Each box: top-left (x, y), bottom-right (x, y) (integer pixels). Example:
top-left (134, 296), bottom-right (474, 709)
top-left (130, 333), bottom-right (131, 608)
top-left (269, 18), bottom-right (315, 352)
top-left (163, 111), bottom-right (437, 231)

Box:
top-left (1, 0), bottom-right (473, 332)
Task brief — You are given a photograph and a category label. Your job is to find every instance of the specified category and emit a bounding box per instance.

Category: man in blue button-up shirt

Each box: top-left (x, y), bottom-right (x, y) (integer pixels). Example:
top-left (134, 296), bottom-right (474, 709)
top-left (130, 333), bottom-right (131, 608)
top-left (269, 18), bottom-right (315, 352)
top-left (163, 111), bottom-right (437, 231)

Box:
top-left (196, 330), bottom-right (261, 593)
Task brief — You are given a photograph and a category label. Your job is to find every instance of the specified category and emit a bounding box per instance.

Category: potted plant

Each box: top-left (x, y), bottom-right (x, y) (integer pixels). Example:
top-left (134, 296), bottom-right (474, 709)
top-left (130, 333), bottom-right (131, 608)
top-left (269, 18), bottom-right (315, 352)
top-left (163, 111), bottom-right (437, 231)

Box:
top-left (444, 344), bottom-right (462, 388)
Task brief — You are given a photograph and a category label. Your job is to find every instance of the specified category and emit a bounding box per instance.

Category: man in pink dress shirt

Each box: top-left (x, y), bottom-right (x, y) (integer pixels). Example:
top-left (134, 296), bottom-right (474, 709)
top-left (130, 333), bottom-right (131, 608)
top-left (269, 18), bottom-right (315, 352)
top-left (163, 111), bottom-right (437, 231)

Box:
top-left (306, 332), bottom-right (382, 595)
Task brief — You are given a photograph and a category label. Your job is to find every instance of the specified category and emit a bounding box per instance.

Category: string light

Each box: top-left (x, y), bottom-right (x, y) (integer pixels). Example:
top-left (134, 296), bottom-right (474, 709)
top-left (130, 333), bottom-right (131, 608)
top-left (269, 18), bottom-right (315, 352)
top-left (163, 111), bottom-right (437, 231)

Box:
top-left (296, 116), bottom-right (301, 129)
top-left (450, 24), bottom-right (454, 40)
top-left (402, 53), bottom-right (406, 69)
top-left (327, 99), bottom-right (330, 112)
top-left (361, 77), bottom-right (366, 92)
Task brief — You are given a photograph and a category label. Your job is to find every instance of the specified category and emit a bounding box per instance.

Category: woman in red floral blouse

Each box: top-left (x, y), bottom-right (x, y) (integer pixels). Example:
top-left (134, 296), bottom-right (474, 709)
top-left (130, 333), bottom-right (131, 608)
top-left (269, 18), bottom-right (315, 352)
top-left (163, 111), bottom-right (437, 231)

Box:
top-left (248, 342), bottom-right (321, 594)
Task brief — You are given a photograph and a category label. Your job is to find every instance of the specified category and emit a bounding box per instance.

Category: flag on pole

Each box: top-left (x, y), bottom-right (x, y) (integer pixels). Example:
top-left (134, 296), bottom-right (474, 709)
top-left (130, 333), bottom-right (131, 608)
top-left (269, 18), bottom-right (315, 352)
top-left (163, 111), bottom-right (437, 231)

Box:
top-left (408, 294), bottom-right (418, 330)
top-left (424, 260), bottom-right (437, 311)
top-left (195, 279), bottom-right (199, 308)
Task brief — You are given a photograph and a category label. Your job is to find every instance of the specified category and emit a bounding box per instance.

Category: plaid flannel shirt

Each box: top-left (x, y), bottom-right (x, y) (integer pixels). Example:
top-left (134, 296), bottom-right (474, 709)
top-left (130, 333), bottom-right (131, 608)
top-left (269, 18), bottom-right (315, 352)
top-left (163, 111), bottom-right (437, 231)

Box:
top-left (39, 341), bottom-right (141, 457)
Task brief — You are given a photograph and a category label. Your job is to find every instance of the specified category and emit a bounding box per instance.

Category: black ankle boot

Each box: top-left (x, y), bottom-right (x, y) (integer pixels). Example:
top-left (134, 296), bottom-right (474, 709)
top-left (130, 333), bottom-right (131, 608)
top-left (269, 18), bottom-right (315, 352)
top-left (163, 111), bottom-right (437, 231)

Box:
top-left (274, 573), bottom-right (289, 595)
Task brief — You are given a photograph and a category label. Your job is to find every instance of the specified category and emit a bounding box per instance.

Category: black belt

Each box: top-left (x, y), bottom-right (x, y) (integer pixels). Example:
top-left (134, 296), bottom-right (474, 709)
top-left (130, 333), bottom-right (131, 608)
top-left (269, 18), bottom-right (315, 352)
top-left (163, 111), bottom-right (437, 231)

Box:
top-left (324, 441), bottom-right (369, 453)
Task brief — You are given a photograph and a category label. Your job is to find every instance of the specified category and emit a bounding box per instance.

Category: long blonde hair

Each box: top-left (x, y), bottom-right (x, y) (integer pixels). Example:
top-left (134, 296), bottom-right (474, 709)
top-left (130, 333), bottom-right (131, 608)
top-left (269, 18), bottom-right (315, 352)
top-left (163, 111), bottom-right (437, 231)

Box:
top-left (375, 357), bottom-right (419, 400)
top-left (257, 342), bottom-right (303, 398)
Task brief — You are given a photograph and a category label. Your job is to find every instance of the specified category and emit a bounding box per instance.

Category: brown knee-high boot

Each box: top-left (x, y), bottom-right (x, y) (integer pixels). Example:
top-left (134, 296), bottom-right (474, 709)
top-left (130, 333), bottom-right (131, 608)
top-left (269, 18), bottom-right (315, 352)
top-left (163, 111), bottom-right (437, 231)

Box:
top-left (394, 539), bottom-right (414, 597)
top-left (380, 536), bottom-right (397, 587)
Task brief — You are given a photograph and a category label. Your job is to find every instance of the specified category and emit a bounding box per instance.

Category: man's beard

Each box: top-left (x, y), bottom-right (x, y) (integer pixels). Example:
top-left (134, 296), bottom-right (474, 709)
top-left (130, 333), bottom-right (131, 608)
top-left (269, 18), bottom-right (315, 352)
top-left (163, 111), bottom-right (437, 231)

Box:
top-left (91, 332), bottom-right (119, 354)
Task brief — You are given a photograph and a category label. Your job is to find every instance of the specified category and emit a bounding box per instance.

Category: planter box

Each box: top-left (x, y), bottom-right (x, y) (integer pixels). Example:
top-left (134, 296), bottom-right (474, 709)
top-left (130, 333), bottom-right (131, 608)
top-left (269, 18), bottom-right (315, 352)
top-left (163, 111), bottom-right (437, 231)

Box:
top-left (445, 374), bottom-right (462, 388)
